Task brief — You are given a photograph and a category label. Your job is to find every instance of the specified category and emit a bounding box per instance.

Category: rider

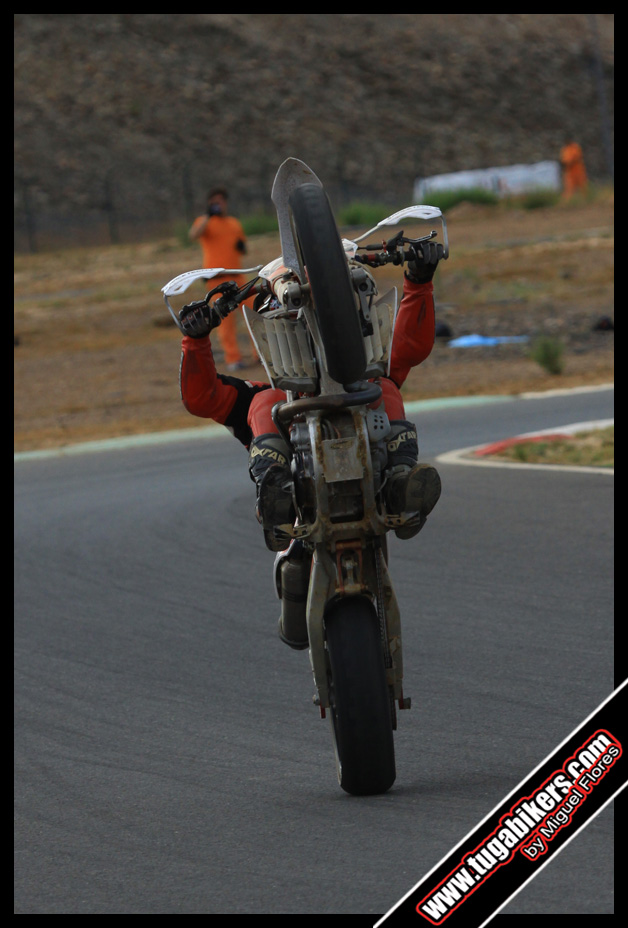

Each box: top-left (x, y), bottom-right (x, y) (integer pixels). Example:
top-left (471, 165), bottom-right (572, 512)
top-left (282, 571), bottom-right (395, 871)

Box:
top-left (178, 242), bottom-right (443, 552)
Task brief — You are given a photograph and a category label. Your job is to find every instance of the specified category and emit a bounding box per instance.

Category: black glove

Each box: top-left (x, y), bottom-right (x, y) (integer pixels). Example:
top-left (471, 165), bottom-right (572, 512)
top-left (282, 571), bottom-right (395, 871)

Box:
top-left (178, 299), bottom-right (221, 339)
top-left (405, 240), bottom-right (445, 284)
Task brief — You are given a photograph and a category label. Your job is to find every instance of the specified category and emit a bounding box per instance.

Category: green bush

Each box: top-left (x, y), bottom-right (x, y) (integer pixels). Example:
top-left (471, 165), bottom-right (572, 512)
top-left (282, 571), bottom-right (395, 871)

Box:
top-left (337, 189), bottom-right (501, 229)
top-left (528, 335), bottom-right (565, 375)
top-left (419, 187), bottom-right (500, 212)
top-left (338, 202), bottom-right (399, 228)
top-left (173, 221), bottom-right (195, 248)
top-left (241, 211), bottom-right (279, 236)
top-left (514, 189), bottom-right (561, 210)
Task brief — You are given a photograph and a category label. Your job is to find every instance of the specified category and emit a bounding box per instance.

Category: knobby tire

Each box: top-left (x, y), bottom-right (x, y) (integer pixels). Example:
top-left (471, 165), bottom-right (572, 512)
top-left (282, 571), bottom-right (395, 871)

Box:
top-left (325, 595), bottom-right (396, 795)
top-left (289, 184), bottom-right (367, 386)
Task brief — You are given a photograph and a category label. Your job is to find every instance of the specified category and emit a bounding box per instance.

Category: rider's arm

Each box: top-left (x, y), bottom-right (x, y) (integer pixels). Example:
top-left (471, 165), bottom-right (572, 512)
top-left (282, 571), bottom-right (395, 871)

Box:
top-left (388, 277), bottom-right (436, 389)
top-left (180, 336), bottom-right (230, 418)
top-left (179, 335), bottom-right (270, 447)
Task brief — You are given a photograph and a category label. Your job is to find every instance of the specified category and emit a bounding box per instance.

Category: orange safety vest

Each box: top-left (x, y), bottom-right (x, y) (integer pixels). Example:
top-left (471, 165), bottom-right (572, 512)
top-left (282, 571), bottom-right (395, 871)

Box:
top-left (194, 214), bottom-right (247, 273)
top-left (560, 143), bottom-right (588, 194)
top-left (560, 142), bottom-right (584, 170)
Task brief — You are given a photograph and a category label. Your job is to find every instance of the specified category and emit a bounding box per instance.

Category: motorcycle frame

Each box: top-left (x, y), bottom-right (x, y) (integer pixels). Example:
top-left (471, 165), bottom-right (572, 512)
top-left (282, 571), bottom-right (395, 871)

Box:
top-left (280, 401), bottom-right (404, 712)
top-left (264, 159), bottom-right (416, 714)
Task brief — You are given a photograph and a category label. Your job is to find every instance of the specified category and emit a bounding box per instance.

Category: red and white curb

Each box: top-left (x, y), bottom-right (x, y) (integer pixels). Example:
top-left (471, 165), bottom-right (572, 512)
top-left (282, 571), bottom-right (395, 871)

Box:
top-left (437, 419), bottom-right (614, 474)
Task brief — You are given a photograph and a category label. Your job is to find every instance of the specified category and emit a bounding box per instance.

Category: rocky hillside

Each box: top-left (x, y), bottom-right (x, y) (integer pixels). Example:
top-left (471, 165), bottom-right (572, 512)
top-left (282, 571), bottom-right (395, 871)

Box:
top-left (14, 14), bottom-right (614, 244)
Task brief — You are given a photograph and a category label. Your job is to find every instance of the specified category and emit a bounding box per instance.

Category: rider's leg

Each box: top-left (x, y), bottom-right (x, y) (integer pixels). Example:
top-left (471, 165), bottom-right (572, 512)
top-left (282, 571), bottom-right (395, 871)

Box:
top-left (378, 378), bottom-right (441, 539)
top-left (247, 388), bottom-right (295, 552)
top-left (248, 390), bottom-right (310, 644)
top-left (247, 379), bottom-right (441, 549)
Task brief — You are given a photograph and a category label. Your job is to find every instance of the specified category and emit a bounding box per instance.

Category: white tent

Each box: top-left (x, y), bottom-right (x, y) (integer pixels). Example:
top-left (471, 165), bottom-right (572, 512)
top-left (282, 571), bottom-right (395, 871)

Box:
top-left (414, 160), bottom-right (561, 200)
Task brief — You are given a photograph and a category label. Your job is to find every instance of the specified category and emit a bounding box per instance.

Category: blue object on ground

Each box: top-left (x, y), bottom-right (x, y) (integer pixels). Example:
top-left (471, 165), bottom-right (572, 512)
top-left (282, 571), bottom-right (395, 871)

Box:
top-left (449, 334), bottom-right (530, 348)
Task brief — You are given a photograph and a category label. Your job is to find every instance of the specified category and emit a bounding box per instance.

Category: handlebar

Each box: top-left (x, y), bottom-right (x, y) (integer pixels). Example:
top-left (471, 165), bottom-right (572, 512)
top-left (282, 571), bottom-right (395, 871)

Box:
top-left (203, 277), bottom-right (264, 318)
top-left (353, 247), bottom-right (416, 269)
top-left (351, 228), bottom-right (443, 270)
top-left (175, 227), bottom-right (446, 330)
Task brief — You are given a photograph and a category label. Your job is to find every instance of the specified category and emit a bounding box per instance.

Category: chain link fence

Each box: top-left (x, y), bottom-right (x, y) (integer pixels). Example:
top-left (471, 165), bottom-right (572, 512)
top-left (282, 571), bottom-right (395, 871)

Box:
top-left (13, 162), bottom-right (404, 254)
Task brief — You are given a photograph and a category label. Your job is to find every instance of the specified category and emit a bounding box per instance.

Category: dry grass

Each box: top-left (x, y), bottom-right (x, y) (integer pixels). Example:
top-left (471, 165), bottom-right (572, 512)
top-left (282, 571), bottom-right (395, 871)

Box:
top-left (491, 426), bottom-right (614, 468)
top-left (14, 194), bottom-right (614, 452)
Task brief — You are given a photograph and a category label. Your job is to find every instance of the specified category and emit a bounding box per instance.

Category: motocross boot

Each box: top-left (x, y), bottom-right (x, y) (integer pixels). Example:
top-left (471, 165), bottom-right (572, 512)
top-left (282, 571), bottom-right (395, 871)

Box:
top-left (249, 433), bottom-right (296, 552)
top-left (384, 420), bottom-right (441, 539)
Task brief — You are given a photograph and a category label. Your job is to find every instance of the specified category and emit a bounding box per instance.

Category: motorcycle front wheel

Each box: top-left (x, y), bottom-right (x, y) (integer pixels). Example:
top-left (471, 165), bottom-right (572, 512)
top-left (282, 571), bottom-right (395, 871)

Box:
top-left (289, 183), bottom-right (367, 386)
top-left (325, 595), bottom-right (396, 795)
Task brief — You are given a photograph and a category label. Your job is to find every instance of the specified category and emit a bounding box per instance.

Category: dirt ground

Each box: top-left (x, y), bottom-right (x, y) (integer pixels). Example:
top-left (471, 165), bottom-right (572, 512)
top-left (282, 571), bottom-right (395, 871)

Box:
top-left (14, 194), bottom-right (614, 452)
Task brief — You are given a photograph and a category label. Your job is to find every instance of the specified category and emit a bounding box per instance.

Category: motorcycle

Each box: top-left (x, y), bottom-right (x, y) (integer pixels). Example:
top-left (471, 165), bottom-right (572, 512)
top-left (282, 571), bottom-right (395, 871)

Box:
top-left (162, 159), bottom-right (449, 795)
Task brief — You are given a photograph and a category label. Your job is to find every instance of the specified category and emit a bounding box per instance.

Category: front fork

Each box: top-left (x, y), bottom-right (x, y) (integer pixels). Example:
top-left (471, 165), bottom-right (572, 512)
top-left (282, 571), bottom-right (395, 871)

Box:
top-left (293, 407), bottom-right (406, 715)
top-left (306, 540), bottom-right (406, 717)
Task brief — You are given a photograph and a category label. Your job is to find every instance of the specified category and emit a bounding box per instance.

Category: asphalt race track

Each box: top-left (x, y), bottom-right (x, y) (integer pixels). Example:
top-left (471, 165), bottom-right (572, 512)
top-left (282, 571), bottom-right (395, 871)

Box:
top-left (14, 387), bottom-right (615, 915)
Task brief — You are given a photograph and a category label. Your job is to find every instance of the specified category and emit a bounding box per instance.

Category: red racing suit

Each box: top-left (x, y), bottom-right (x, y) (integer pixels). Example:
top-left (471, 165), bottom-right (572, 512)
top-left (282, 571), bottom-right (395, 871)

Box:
top-left (179, 276), bottom-right (436, 447)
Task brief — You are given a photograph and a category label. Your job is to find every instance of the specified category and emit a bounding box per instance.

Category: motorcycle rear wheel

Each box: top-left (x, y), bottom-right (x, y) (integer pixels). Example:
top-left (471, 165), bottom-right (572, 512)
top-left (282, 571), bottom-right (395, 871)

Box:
top-left (289, 183), bottom-right (367, 386)
top-left (325, 595), bottom-right (396, 795)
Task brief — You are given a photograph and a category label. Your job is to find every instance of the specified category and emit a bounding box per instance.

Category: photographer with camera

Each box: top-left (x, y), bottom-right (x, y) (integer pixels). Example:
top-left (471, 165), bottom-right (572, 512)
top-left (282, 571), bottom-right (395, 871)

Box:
top-left (188, 186), bottom-right (252, 371)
